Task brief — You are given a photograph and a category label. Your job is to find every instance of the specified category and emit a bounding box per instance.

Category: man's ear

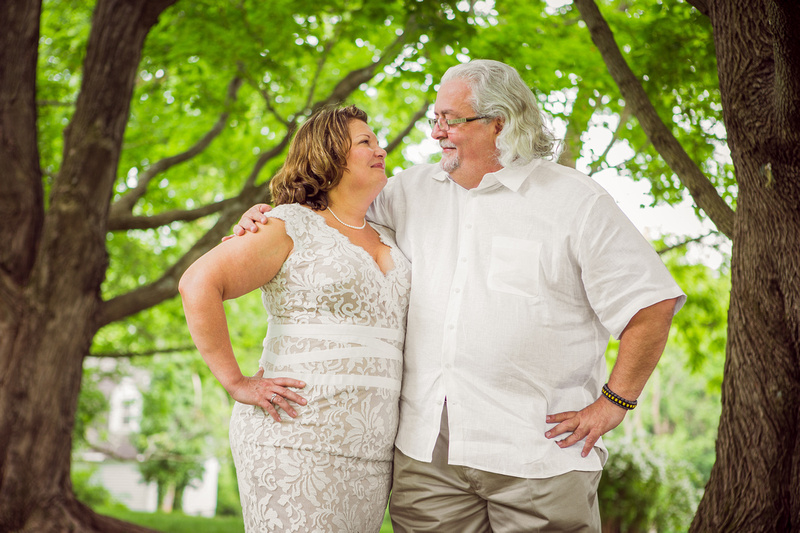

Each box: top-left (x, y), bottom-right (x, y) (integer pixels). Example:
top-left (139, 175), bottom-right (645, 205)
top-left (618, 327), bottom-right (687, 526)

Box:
top-left (494, 118), bottom-right (504, 134)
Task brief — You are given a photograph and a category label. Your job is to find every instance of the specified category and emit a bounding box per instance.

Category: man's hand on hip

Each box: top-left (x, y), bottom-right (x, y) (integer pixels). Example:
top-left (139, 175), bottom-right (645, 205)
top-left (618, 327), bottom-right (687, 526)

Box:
top-left (544, 398), bottom-right (627, 458)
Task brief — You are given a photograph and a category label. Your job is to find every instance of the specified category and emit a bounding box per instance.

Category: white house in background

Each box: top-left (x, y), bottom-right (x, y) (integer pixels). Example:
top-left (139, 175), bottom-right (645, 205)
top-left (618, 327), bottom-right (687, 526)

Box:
top-left (76, 359), bottom-right (219, 517)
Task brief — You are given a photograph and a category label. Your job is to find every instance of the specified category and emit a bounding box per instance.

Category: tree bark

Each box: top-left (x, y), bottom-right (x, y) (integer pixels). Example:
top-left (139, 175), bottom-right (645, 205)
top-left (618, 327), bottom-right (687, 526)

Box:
top-left (0, 0), bottom-right (44, 286)
top-left (572, 0), bottom-right (800, 528)
top-left (690, 1), bottom-right (800, 529)
top-left (0, 0), bottom-right (176, 531)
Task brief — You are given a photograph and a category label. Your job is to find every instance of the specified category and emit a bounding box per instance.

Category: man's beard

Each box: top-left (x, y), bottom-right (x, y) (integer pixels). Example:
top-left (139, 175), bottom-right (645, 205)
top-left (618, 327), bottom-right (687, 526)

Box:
top-left (439, 142), bottom-right (459, 174)
top-left (441, 153), bottom-right (460, 174)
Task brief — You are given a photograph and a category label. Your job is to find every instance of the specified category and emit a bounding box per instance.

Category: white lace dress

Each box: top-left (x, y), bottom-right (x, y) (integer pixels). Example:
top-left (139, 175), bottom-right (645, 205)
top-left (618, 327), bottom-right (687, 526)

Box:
top-left (229, 203), bottom-right (411, 533)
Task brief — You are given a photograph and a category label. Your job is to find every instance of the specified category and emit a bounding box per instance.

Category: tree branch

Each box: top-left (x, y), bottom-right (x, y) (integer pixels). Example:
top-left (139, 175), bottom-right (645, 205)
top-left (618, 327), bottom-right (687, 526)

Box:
top-left (97, 185), bottom-right (262, 327)
top-left (385, 99), bottom-right (430, 155)
top-left (557, 86), bottom-right (598, 168)
top-left (85, 441), bottom-right (138, 462)
top-left (588, 104), bottom-right (632, 176)
top-left (108, 115), bottom-right (291, 231)
top-left (313, 15), bottom-right (418, 111)
top-left (99, 15), bottom-right (428, 326)
top-left (100, 116), bottom-right (296, 322)
top-left (244, 126), bottom-right (297, 189)
top-left (656, 231), bottom-right (717, 255)
top-left (108, 197), bottom-right (238, 231)
top-left (314, 63), bottom-right (382, 110)
top-left (573, 0), bottom-right (735, 239)
top-left (248, 76), bottom-right (290, 127)
top-left (303, 27), bottom-right (343, 111)
top-left (684, 0), bottom-right (710, 17)
top-left (89, 346), bottom-right (196, 359)
top-left (36, 99), bottom-right (76, 108)
top-left (109, 76), bottom-right (243, 218)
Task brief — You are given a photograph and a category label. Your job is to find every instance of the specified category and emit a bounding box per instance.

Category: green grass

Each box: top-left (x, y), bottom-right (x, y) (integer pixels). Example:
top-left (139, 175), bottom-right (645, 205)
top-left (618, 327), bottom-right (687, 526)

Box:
top-left (95, 504), bottom-right (394, 532)
top-left (381, 506), bottom-right (394, 532)
top-left (95, 506), bottom-right (244, 533)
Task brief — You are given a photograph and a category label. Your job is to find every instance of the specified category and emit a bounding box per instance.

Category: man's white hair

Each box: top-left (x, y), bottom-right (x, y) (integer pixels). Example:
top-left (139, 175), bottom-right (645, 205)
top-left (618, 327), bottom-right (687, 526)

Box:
top-left (441, 60), bottom-right (556, 167)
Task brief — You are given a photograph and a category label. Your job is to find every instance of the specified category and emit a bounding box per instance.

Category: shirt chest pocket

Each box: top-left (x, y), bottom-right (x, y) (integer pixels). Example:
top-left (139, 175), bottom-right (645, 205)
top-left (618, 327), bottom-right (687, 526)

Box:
top-left (486, 236), bottom-right (542, 298)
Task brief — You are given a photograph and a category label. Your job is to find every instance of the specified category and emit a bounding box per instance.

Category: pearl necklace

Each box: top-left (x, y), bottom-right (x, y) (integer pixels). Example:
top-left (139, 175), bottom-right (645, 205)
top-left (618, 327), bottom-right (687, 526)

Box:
top-left (327, 207), bottom-right (366, 230)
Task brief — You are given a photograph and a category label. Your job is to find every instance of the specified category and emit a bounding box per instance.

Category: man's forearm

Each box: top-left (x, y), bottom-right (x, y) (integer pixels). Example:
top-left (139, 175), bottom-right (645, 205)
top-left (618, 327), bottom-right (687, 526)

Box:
top-left (606, 298), bottom-right (678, 402)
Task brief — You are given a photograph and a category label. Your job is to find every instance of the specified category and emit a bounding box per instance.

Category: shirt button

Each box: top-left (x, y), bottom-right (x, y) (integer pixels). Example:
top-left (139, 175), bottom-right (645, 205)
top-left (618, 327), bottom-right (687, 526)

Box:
top-left (454, 288), bottom-right (461, 293)
top-left (466, 224), bottom-right (473, 229)
top-left (448, 324), bottom-right (455, 330)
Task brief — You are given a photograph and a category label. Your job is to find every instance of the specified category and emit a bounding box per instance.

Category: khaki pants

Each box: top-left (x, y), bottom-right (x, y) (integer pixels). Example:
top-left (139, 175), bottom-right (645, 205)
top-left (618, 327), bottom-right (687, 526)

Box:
top-left (390, 407), bottom-right (601, 533)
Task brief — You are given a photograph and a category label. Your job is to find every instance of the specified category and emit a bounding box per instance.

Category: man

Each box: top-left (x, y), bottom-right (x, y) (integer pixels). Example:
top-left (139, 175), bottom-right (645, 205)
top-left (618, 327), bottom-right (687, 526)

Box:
top-left (235, 60), bottom-right (684, 532)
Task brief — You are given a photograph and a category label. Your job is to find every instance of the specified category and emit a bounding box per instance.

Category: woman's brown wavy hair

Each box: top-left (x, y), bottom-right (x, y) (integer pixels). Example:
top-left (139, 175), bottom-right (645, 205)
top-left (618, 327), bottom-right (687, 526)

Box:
top-left (270, 105), bottom-right (369, 210)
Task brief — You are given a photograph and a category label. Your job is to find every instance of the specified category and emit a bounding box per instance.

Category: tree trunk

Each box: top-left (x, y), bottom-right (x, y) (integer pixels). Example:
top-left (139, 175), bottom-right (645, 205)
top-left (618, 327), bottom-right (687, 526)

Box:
top-left (160, 484), bottom-right (175, 513)
top-left (691, 1), bottom-right (800, 530)
top-left (0, 0), bottom-right (176, 531)
top-left (173, 482), bottom-right (186, 513)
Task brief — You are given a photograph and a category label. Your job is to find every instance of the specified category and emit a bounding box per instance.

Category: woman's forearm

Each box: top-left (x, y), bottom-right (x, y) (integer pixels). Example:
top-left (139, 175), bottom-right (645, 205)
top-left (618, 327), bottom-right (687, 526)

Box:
top-left (179, 274), bottom-right (245, 394)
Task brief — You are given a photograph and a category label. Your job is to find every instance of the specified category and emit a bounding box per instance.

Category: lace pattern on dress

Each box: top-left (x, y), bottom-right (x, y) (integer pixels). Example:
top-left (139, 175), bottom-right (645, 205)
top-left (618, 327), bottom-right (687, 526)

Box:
top-left (228, 203), bottom-right (411, 533)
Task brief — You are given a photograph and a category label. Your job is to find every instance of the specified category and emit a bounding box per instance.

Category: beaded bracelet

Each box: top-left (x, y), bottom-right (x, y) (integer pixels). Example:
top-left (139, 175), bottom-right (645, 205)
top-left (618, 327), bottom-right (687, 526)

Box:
top-left (601, 384), bottom-right (637, 410)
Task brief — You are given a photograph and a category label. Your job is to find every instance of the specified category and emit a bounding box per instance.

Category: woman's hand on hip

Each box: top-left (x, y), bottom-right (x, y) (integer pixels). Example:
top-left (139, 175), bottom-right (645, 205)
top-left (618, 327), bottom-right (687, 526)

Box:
top-left (229, 368), bottom-right (307, 422)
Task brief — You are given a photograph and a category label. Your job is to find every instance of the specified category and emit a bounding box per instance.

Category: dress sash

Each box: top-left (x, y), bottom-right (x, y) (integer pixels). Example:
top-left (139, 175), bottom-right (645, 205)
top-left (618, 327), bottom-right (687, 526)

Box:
top-left (258, 322), bottom-right (404, 392)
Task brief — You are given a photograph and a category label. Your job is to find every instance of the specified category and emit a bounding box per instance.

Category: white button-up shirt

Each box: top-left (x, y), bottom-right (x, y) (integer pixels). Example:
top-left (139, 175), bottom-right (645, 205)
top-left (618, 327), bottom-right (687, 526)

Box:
top-left (368, 158), bottom-right (685, 478)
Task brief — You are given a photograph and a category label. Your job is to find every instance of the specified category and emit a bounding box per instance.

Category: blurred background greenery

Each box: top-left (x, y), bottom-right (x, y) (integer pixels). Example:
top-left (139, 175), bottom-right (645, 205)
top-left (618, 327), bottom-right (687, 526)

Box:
top-left (38, 0), bottom-right (731, 530)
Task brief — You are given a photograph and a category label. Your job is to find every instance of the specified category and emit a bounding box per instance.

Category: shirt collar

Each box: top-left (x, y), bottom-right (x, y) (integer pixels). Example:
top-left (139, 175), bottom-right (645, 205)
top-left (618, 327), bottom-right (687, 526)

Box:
top-left (480, 158), bottom-right (542, 192)
top-left (429, 158), bottom-right (543, 192)
top-left (430, 166), bottom-right (449, 182)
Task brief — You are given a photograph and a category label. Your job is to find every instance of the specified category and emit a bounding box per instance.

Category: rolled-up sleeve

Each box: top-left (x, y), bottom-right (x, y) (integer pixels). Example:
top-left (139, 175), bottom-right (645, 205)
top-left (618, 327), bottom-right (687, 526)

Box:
top-left (578, 194), bottom-right (686, 339)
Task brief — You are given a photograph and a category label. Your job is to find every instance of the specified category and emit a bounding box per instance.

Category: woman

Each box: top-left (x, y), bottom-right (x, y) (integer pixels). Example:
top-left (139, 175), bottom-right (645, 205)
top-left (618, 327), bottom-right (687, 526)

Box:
top-left (179, 105), bottom-right (411, 532)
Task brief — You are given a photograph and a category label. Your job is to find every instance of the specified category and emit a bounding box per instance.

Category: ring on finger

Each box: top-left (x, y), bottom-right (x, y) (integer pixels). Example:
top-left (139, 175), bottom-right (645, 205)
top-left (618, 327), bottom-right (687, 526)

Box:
top-left (270, 393), bottom-right (278, 403)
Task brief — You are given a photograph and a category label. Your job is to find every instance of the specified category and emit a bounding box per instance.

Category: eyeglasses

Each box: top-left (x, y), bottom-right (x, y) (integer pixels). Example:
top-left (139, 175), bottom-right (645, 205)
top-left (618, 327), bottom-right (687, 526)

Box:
top-left (427, 116), bottom-right (489, 131)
